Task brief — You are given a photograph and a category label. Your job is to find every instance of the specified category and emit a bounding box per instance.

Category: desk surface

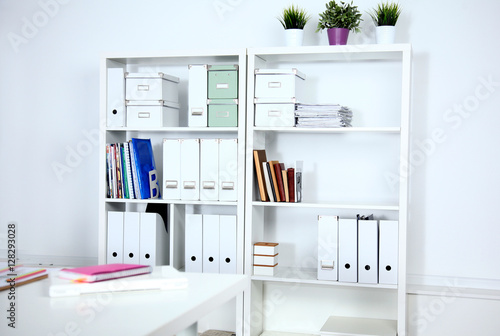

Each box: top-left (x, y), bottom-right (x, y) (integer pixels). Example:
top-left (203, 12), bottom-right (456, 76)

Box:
top-left (0, 266), bottom-right (249, 336)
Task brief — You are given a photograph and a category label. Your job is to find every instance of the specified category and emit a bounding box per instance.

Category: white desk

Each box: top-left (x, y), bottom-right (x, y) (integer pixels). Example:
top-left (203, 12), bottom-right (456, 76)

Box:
top-left (0, 266), bottom-right (249, 336)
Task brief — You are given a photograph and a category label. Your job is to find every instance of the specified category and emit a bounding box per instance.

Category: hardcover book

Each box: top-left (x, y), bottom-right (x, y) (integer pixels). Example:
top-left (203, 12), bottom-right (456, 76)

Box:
top-left (58, 263), bottom-right (152, 283)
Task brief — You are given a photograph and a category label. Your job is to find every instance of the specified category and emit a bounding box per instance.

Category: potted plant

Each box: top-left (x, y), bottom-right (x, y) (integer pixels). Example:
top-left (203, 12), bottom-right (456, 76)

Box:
top-left (316, 0), bottom-right (362, 45)
top-left (278, 5), bottom-right (311, 47)
top-left (368, 2), bottom-right (402, 44)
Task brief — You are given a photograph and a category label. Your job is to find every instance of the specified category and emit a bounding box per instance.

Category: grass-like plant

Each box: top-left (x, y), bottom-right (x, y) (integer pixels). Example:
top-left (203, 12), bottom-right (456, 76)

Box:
top-left (316, 1), bottom-right (362, 33)
top-left (368, 2), bottom-right (402, 26)
top-left (278, 5), bottom-right (311, 30)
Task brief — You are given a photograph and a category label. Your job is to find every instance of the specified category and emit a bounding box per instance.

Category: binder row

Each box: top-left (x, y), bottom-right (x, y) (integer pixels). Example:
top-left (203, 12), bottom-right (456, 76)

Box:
top-left (185, 214), bottom-right (237, 274)
top-left (317, 216), bottom-right (398, 285)
top-left (163, 138), bottom-right (238, 201)
top-left (107, 211), bottom-right (168, 266)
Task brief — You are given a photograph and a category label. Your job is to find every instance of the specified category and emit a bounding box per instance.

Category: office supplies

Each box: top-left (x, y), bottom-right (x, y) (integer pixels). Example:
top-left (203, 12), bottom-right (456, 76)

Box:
top-left (253, 242), bottom-right (279, 255)
top-left (295, 103), bottom-right (352, 128)
top-left (163, 138), bottom-right (181, 200)
top-left (282, 169), bottom-right (289, 202)
top-left (379, 220), bottom-right (398, 285)
top-left (287, 168), bottom-right (295, 202)
top-left (188, 64), bottom-right (208, 127)
top-left (218, 138), bottom-right (238, 201)
top-left (268, 160), bottom-right (281, 202)
top-left (123, 212), bottom-right (141, 264)
top-left (208, 99), bottom-right (238, 127)
top-left (254, 68), bottom-right (306, 100)
top-left (185, 214), bottom-right (203, 273)
top-left (317, 215), bottom-right (339, 281)
top-left (203, 215), bottom-right (220, 273)
top-left (254, 101), bottom-right (296, 127)
top-left (180, 138), bottom-right (200, 200)
top-left (253, 242), bottom-right (279, 276)
top-left (358, 218), bottom-right (379, 284)
top-left (294, 161), bottom-right (303, 203)
top-left (126, 100), bottom-right (180, 128)
top-left (107, 211), bottom-right (124, 263)
top-left (139, 212), bottom-right (169, 266)
top-left (200, 138), bottom-right (219, 201)
top-left (274, 162), bottom-right (286, 202)
top-left (58, 263), bottom-right (152, 283)
top-left (106, 67), bottom-right (125, 127)
top-left (219, 215), bottom-right (237, 274)
top-left (131, 138), bottom-right (160, 199)
top-left (253, 149), bottom-right (269, 202)
top-left (208, 65), bottom-right (238, 99)
top-left (0, 266), bottom-right (48, 291)
top-left (338, 218), bottom-right (358, 283)
top-left (264, 162), bottom-right (277, 202)
top-left (125, 72), bottom-right (179, 103)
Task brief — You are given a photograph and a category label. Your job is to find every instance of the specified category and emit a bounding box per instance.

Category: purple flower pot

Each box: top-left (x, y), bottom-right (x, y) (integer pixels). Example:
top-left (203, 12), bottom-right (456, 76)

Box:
top-left (327, 28), bottom-right (349, 45)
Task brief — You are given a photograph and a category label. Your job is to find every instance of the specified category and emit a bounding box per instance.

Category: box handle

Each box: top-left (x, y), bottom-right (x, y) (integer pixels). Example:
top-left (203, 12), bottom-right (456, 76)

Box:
top-left (202, 181), bottom-right (216, 189)
top-left (268, 82), bottom-right (281, 88)
top-left (165, 180), bottom-right (178, 189)
top-left (320, 260), bottom-right (335, 270)
top-left (216, 83), bottom-right (229, 89)
top-left (138, 112), bottom-right (150, 119)
top-left (216, 111), bottom-right (229, 118)
top-left (183, 181), bottom-right (196, 189)
top-left (221, 182), bottom-right (234, 190)
top-left (191, 108), bottom-right (204, 116)
top-left (268, 110), bottom-right (281, 117)
top-left (137, 84), bottom-right (150, 91)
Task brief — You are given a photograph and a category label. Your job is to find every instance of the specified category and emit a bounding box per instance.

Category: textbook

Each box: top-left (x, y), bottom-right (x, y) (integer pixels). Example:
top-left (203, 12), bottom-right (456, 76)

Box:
top-left (57, 263), bottom-right (152, 283)
top-left (0, 266), bottom-right (48, 291)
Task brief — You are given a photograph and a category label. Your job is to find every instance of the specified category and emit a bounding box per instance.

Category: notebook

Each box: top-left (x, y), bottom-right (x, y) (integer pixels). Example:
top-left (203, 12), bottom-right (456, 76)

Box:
top-left (57, 263), bottom-right (152, 283)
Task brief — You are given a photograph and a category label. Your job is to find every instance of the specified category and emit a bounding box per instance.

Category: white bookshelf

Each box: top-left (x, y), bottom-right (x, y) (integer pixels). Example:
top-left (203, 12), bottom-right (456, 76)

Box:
top-left (244, 45), bottom-right (411, 336)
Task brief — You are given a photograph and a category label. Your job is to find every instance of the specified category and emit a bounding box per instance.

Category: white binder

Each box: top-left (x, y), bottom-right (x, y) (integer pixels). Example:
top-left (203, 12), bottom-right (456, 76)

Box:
top-left (123, 212), bottom-right (140, 264)
top-left (338, 218), bottom-right (358, 283)
top-left (139, 212), bottom-right (169, 266)
top-left (185, 214), bottom-right (203, 273)
top-left (200, 138), bottom-right (219, 201)
top-left (317, 215), bottom-right (338, 281)
top-left (218, 138), bottom-right (238, 201)
top-left (219, 215), bottom-right (237, 274)
top-left (163, 139), bottom-right (181, 200)
top-left (202, 215), bottom-right (220, 273)
top-left (107, 68), bottom-right (125, 127)
top-left (358, 219), bottom-right (379, 284)
top-left (188, 64), bottom-right (208, 127)
top-left (180, 138), bottom-right (200, 200)
top-left (379, 220), bottom-right (398, 285)
top-left (107, 211), bottom-right (124, 263)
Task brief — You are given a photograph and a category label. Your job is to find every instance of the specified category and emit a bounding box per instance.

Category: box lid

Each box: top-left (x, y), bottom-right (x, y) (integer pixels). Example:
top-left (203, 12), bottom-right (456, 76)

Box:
top-left (125, 72), bottom-right (180, 83)
top-left (254, 242), bottom-right (279, 247)
top-left (208, 64), bottom-right (239, 71)
top-left (126, 100), bottom-right (180, 109)
top-left (254, 68), bottom-right (306, 80)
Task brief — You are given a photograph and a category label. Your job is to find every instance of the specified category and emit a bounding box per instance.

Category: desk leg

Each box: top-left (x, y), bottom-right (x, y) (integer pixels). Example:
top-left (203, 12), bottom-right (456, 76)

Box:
top-left (177, 322), bottom-right (198, 336)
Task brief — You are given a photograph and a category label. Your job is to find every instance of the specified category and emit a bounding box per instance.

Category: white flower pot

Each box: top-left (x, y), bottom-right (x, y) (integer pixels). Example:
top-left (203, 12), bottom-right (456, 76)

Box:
top-left (376, 25), bottom-right (396, 44)
top-left (284, 29), bottom-right (304, 47)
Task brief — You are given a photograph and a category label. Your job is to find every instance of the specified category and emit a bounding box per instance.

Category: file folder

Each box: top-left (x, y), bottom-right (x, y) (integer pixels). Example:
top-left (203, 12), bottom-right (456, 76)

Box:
top-left (200, 138), bottom-right (219, 201)
top-left (107, 211), bottom-right (124, 263)
top-left (188, 64), bottom-right (208, 127)
top-left (180, 138), bottom-right (200, 200)
top-left (123, 212), bottom-right (140, 264)
top-left (107, 67), bottom-right (125, 127)
top-left (317, 215), bottom-right (338, 281)
top-left (219, 215), bottom-right (237, 274)
top-left (163, 139), bottom-right (181, 200)
top-left (185, 214), bottom-right (203, 273)
top-left (139, 212), bottom-right (169, 266)
top-left (358, 219), bottom-right (379, 284)
top-left (218, 138), bottom-right (238, 201)
top-left (338, 218), bottom-right (358, 283)
top-left (203, 215), bottom-right (220, 273)
top-left (379, 220), bottom-right (398, 285)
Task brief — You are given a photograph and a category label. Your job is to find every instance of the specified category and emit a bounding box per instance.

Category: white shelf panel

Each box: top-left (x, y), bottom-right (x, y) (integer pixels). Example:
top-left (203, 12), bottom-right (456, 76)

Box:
top-left (251, 267), bottom-right (397, 290)
top-left (320, 316), bottom-right (397, 336)
top-left (106, 127), bottom-right (239, 132)
top-left (260, 332), bottom-right (316, 336)
top-left (252, 127), bottom-right (401, 134)
top-left (105, 198), bottom-right (237, 206)
top-left (252, 201), bottom-right (399, 211)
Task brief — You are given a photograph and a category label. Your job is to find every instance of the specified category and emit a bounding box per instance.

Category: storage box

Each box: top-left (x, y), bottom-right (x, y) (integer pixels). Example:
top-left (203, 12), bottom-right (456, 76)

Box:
top-left (253, 254), bottom-right (279, 266)
top-left (208, 99), bottom-right (238, 127)
top-left (125, 72), bottom-right (179, 103)
top-left (253, 242), bottom-right (279, 255)
top-left (255, 68), bottom-right (305, 100)
top-left (253, 265), bottom-right (278, 276)
top-left (255, 102), bottom-right (295, 127)
top-left (208, 65), bottom-right (238, 99)
top-left (126, 100), bottom-right (179, 127)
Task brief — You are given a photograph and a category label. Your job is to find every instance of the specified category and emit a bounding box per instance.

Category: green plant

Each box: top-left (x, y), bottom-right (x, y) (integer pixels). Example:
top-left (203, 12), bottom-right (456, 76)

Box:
top-left (278, 5), bottom-right (311, 30)
top-left (368, 2), bottom-right (402, 26)
top-left (316, 0), bottom-right (362, 33)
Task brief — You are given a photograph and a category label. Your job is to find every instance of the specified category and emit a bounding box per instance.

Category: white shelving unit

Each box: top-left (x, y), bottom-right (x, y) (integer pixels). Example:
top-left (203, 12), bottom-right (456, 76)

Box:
top-left (98, 49), bottom-right (247, 335)
top-left (244, 45), bottom-right (411, 336)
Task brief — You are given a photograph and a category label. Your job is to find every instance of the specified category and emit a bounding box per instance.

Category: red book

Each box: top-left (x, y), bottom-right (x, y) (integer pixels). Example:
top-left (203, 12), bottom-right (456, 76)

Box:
top-left (287, 168), bottom-right (295, 203)
top-left (58, 264), bottom-right (152, 283)
top-left (274, 162), bottom-right (286, 202)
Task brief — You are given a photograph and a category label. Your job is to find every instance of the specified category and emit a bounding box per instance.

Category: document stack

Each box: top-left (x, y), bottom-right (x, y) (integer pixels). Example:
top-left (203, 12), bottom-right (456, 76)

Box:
top-left (295, 103), bottom-right (352, 128)
top-left (253, 242), bottom-right (279, 276)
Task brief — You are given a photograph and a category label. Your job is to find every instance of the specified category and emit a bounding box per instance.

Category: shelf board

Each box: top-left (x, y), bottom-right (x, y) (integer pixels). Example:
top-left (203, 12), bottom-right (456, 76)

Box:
top-left (106, 127), bottom-right (239, 132)
top-left (252, 267), bottom-right (397, 290)
top-left (320, 316), bottom-right (397, 336)
top-left (260, 332), bottom-right (316, 336)
top-left (252, 201), bottom-right (399, 211)
top-left (252, 127), bottom-right (400, 133)
top-left (105, 198), bottom-right (237, 206)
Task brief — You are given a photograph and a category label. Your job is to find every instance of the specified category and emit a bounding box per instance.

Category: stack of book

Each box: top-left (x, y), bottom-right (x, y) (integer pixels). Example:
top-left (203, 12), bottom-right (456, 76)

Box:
top-left (295, 103), bottom-right (352, 128)
top-left (106, 138), bottom-right (160, 199)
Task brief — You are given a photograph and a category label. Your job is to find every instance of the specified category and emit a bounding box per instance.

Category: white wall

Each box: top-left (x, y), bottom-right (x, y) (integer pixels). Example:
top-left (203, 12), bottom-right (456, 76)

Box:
top-left (1, 0), bottom-right (499, 332)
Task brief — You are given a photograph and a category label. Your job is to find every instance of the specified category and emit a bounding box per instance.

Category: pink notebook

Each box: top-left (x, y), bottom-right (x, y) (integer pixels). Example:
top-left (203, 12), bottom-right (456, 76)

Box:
top-left (58, 263), bottom-right (152, 283)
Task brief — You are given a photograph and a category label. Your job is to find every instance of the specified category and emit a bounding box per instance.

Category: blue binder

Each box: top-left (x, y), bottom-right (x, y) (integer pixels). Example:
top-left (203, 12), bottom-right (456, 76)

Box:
top-left (131, 138), bottom-right (160, 199)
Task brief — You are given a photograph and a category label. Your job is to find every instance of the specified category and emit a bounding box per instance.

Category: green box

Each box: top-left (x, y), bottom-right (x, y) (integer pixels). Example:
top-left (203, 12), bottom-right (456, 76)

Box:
top-left (208, 99), bottom-right (238, 127)
top-left (208, 65), bottom-right (238, 99)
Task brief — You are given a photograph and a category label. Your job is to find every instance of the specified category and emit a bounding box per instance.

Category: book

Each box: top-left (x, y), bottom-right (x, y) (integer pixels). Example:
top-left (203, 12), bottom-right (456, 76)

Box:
top-left (58, 263), bottom-right (152, 283)
top-left (253, 149), bottom-right (269, 202)
top-left (287, 168), bottom-right (295, 202)
top-left (268, 160), bottom-right (281, 202)
top-left (263, 162), bottom-right (276, 202)
top-left (282, 169), bottom-right (289, 202)
top-left (274, 162), bottom-right (286, 202)
top-left (131, 138), bottom-right (159, 199)
top-left (0, 266), bottom-right (48, 291)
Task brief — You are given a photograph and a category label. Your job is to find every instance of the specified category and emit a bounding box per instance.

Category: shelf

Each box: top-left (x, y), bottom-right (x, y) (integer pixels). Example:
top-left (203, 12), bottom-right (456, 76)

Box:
top-left (105, 198), bottom-right (237, 206)
top-left (106, 127), bottom-right (239, 133)
top-left (260, 332), bottom-right (316, 336)
top-left (320, 316), bottom-right (397, 336)
top-left (252, 267), bottom-right (397, 290)
top-left (251, 201), bottom-right (399, 211)
top-left (252, 127), bottom-right (401, 134)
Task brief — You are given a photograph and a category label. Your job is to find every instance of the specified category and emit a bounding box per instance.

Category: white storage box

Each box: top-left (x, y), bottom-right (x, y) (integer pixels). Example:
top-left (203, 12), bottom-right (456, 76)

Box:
top-left (253, 254), bottom-right (279, 266)
top-left (125, 72), bottom-right (179, 103)
top-left (253, 242), bottom-right (279, 256)
top-left (253, 265), bottom-right (277, 276)
top-left (126, 100), bottom-right (179, 127)
top-left (255, 102), bottom-right (295, 127)
top-left (255, 68), bottom-right (305, 100)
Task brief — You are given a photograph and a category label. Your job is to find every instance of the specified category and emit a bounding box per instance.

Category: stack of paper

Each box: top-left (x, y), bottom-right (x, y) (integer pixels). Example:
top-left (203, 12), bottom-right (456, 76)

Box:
top-left (295, 103), bottom-right (352, 128)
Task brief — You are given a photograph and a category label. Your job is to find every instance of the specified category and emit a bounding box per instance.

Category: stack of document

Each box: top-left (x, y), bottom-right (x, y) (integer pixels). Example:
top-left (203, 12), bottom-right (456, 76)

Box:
top-left (295, 103), bottom-right (352, 128)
